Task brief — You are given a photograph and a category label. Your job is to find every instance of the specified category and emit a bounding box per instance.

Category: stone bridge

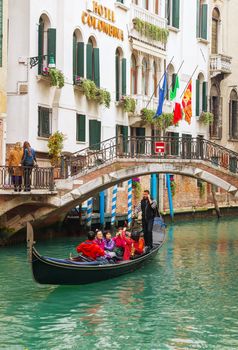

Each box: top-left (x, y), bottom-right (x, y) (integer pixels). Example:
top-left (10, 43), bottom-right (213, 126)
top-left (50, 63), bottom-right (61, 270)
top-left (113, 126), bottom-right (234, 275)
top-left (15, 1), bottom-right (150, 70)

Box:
top-left (1, 136), bottom-right (238, 238)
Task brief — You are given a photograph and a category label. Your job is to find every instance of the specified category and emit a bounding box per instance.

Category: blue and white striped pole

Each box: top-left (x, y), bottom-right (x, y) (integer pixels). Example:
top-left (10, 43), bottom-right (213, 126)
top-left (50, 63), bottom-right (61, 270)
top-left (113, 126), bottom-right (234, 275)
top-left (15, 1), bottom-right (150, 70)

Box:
top-left (86, 197), bottom-right (93, 229)
top-left (128, 179), bottom-right (133, 228)
top-left (111, 185), bottom-right (118, 228)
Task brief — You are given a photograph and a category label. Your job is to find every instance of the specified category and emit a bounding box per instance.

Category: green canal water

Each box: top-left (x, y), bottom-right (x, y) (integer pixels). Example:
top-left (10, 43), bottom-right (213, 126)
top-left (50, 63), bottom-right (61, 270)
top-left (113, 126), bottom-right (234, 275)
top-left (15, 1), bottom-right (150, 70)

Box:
top-left (0, 218), bottom-right (238, 350)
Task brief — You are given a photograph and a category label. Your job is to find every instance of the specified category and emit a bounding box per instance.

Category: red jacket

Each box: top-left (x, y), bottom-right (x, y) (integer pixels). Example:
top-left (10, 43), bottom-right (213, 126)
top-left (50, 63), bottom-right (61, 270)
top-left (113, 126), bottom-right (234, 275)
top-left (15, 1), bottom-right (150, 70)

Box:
top-left (76, 240), bottom-right (105, 260)
top-left (133, 237), bottom-right (145, 254)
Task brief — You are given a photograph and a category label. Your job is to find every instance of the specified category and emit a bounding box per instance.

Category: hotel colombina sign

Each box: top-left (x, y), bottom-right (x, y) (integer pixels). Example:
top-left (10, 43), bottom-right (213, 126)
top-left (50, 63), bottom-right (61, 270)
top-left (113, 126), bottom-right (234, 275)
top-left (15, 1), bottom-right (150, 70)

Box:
top-left (82, 1), bottom-right (124, 41)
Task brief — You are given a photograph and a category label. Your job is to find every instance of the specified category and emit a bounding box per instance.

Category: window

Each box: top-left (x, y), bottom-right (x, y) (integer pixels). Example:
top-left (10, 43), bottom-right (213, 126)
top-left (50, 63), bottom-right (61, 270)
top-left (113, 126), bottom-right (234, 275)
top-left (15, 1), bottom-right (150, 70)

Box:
top-left (212, 8), bottom-right (220, 54)
top-left (155, 0), bottom-right (159, 15)
top-left (197, 1), bottom-right (208, 40)
top-left (229, 90), bottom-right (238, 140)
top-left (166, 63), bottom-right (175, 100)
top-left (142, 58), bottom-right (148, 96)
top-left (89, 120), bottom-right (101, 150)
top-left (166, 0), bottom-right (180, 29)
top-left (73, 30), bottom-right (84, 83)
top-left (142, 0), bottom-right (149, 10)
top-left (38, 15), bottom-right (56, 75)
top-left (130, 54), bottom-right (137, 95)
top-left (153, 61), bottom-right (158, 98)
top-left (115, 49), bottom-right (127, 101)
top-left (196, 73), bottom-right (207, 116)
top-left (0, 0), bottom-right (3, 67)
top-left (166, 132), bottom-right (179, 155)
top-left (76, 114), bottom-right (86, 142)
top-left (38, 107), bottom-right (52, 138)
top-left (116, 125), bottom-right (128, 153)
top-left (210, 84), bottom-right (222, 139)
top-left (87, 37), bottom-right (100, 87)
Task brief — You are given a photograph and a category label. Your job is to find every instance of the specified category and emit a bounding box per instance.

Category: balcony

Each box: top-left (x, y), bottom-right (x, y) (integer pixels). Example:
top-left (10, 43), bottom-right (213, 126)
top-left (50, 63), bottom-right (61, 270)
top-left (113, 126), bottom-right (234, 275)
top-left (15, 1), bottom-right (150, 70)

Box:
top-left (210, 54), bottom-right (232, 77)
top-left (129, 4), bottom-right (168, 56)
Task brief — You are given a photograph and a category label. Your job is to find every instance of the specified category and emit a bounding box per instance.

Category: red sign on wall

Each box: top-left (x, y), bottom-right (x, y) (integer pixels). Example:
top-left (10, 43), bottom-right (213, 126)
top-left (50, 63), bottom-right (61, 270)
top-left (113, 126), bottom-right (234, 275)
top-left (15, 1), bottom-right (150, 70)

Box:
top-left (155, 142), bottom-right (165, 154)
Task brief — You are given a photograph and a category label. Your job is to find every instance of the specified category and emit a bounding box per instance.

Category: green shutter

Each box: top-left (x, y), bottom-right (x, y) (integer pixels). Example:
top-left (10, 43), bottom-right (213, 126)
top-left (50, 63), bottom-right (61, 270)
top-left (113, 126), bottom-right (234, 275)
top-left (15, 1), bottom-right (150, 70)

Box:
top-left (172, 73), bottom-right (177, 90)
top-left (47, 28), bottom-right (56, 65)
top-left (122, 125), bottom-right (128, 153)
top-left (196, 79), bottom-right (200, 116)
top-left (201, 4), bottom-right (208, 40)
top-left (89, 120), bottom-right (101, 150)
top-left (73, 34), bottom-right (77, 81)
top-left (172, 0), bottom-right (180, 29)
top-left (77, 42), bottom-right (84, 78)
top-left (76, 114), bottom-right (86, 142)
top-left (196, 0), bottom-right (200, 37)
top-left (166, 0), bottom-right (171, 25)
top-left (136, 127), bottom-right (145, 154)
top-left (115, 54), bottom-right (120, 101)
top-left (202, 81), bottom-right (207, 112)
top-left (93, 47), bottom-right (100, 87)
top-left (38, 21), bottom-right (44, 74)
top-left (122, 58), bottom-right (127, 96)
top-left (86, 43), bottom-right (93, 80)
top-left (0, 0), bottom-right (3, 67)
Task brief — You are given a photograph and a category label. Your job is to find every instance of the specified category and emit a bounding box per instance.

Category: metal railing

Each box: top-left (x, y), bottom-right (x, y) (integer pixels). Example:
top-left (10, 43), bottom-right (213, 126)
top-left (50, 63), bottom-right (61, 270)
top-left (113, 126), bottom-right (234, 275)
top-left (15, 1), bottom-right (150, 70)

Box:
top-left (0, 166), bottom-right (54, 191)
top-left (60, 137), bottom-right (238, 178)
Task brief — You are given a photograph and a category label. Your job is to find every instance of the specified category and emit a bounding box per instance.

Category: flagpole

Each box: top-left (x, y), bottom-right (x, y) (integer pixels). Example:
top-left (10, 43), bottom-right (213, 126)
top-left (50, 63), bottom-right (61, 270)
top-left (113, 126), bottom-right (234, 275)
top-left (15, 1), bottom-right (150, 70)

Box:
top-left (180, 65), bottom-right (198, 98)
top-left (145, 56), bottom-right (174, 109)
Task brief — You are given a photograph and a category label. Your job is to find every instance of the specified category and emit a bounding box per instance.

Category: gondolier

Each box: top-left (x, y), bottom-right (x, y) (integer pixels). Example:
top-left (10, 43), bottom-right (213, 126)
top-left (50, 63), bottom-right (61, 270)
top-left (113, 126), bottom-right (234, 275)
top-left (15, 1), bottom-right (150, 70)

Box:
top-left (134, 190), bottom-right (157, 249)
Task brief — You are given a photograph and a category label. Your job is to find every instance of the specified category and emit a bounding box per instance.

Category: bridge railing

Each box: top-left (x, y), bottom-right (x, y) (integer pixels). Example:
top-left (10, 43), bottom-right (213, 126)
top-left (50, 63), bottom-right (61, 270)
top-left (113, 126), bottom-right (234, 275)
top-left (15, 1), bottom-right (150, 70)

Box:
top-left (60, 136), bottom-right (238, 178)
top-left (0, 166), bottom-right (54, 191)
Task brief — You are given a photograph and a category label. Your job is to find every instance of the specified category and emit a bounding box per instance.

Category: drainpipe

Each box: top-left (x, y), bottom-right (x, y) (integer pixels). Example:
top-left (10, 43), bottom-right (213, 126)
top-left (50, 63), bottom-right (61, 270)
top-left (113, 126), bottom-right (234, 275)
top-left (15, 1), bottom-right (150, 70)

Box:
top-left (99, 191), bottom-right (105, 229)
top-left (166, 174), bottom-right (174, 219)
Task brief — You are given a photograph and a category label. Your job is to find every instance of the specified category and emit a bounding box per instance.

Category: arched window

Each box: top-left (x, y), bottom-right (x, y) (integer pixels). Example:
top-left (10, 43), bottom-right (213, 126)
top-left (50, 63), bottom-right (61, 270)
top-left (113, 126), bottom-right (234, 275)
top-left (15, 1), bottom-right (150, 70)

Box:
top-left (196, 73), bottom-right (207, 116)
top-left (153, 61), bottom-right (157, 97)
top-left (87, 37), bottom-right (100, 87)
top-left (142, 58), bottom-right (148, 95)
top-left (212, 8), bottom-right (220, 54)
top-left (72, 30), bottom-right (84, 83)
top-left (142, 0), bottom-right (149, 10)
top-left (38, 15), bottom-right (55, 75)
top-left (229, 90), bottom-right (238, 139)
top-left (130, 54), bottom-right (137, 95)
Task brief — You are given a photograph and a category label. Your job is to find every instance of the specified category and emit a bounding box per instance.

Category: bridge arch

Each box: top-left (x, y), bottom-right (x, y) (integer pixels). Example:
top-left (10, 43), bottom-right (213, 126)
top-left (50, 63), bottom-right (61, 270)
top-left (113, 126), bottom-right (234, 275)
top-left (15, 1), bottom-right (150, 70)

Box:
top-left (59, 162), bottom-right (238, 211)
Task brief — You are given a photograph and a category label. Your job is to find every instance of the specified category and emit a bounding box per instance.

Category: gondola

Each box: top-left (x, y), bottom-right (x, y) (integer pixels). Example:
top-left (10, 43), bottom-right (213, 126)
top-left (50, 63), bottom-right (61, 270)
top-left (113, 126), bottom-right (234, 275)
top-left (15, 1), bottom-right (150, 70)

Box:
top-left (27, 219), bottom-right (166, 285)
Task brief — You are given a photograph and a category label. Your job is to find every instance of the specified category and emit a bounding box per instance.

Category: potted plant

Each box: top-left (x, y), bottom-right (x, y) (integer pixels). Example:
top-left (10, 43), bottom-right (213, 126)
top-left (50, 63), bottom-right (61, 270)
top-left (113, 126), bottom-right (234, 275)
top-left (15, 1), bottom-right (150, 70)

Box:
top-left (119, 96), bottom-right (136, 113)
top-left (132, 177), bottom-right (141, 199)
top-left (199, 111), bottom-right (214, 125)
top-left (41, 67), bottom-right (65, 88)
top-left (47, 131), bottom-right (64, 178)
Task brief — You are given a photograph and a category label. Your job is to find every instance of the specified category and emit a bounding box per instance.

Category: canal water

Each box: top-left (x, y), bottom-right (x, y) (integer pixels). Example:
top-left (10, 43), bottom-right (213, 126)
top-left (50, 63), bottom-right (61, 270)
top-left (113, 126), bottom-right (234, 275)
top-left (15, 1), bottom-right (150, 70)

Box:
top-left (0, 218), bottom-right (238, 350)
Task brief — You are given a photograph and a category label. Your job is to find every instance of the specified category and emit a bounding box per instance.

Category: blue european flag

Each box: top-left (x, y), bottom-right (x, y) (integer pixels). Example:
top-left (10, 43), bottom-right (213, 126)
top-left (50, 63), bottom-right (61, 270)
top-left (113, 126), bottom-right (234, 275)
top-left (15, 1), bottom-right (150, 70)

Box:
top-left (154, 72), bottom-right (167, 119)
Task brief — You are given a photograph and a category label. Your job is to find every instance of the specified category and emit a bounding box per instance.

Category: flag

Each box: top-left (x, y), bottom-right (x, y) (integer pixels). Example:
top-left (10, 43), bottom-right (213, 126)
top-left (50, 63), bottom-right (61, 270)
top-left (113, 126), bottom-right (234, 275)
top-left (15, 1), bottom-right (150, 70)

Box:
top-left (154, 72), bottom-right (167, 119)
top-left (170, 75), bottom-right (179, 101)
top-left (173, 102), bottom-right (182, 124)
top-left (182, 80), bottom-right (192, 124)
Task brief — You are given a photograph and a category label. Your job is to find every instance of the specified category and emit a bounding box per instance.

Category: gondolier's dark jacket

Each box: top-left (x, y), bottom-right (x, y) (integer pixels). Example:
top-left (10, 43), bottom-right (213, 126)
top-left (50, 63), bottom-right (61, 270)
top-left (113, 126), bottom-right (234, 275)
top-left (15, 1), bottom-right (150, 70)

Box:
top-left (135, 199), bottom-right (157, 221)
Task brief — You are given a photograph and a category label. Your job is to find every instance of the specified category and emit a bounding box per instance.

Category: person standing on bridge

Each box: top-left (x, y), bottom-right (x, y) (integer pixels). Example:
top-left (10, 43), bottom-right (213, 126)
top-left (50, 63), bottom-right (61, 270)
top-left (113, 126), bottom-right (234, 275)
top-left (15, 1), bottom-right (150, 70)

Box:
top-left (8, 142), bottom-right (23, 192)
top-left (134, 190), bottom-right (157, 250)
top-left (21, 141), bottom-right (37, 191)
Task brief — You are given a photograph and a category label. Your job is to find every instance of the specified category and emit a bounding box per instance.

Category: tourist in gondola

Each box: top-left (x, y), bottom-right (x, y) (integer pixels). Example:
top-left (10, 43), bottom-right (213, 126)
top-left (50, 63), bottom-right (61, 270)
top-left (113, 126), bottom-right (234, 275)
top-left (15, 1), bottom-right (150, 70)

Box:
top-left (134, 190), bottom-right (157, 250)
top-left (131, 230), bottom-right (145, 256)
top-left (76, 231), bottom-right (106, 261)
top-left (103, 231), bottom-right (115, 252)
top-left (94, 230), bottom-right (105, 250)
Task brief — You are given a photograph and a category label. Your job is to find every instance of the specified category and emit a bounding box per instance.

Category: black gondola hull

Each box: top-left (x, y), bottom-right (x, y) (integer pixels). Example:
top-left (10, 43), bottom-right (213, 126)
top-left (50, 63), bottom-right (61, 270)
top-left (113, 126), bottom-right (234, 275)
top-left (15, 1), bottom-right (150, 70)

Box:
top-left (32, 245), bottom-right (162, 285)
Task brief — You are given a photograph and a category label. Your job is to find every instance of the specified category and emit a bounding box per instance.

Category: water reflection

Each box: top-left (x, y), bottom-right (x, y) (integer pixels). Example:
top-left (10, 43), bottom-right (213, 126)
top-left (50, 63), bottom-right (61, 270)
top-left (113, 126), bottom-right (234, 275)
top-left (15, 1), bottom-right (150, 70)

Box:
top-left (0, 218), bottom-right (238, 349)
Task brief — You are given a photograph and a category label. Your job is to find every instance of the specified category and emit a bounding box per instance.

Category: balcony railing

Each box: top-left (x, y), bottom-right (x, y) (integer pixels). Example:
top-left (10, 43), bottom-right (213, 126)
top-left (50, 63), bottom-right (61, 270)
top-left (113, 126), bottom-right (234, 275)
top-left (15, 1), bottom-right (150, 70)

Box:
top-left (130, 4), bottom-right (167, 29)
top-left (0, 166), bottom-right (54, 191)
top-left (210, 54), bottom-right (232, 75)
